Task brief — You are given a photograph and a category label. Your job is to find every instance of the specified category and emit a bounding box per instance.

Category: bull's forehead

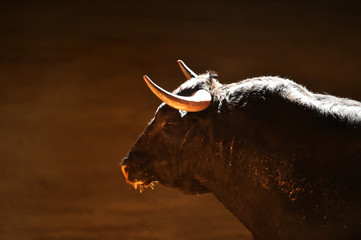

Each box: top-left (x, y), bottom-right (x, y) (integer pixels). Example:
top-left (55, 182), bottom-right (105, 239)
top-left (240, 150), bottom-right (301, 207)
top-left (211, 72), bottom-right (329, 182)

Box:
top-left (155, 102), bottom-right (168, 114)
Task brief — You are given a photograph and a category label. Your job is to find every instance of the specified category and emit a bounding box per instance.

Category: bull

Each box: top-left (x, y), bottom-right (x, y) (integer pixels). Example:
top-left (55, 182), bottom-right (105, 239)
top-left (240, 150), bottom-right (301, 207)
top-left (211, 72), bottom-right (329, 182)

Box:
top-left (121, 60), bottom-right (361, 240)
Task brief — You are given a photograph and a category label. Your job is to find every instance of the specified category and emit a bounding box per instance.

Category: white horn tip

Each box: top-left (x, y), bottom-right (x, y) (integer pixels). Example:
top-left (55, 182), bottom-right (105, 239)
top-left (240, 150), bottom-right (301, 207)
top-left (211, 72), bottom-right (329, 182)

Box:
top-left (143, 75), bottom-right (151, 81)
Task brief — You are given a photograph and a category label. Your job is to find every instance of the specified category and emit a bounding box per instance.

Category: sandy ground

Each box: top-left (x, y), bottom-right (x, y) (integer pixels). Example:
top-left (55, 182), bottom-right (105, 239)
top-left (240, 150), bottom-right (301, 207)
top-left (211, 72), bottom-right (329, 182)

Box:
top-left (0, 1), bottom-right (360, 239)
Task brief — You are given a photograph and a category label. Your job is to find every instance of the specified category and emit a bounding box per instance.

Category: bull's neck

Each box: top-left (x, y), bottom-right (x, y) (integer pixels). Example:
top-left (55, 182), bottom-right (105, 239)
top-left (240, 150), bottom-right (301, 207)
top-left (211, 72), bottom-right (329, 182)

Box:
top-left (195, 138), bottom-right (292, 239)
top-left (193, 103), bottom-right (310, 239)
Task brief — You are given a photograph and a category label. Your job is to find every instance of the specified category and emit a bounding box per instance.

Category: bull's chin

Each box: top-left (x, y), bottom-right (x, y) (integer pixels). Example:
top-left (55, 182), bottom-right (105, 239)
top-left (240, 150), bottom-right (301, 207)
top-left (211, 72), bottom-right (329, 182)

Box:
top-left (160, 178), bottom-right (210, 195)
top-left (124, 174), bottom-right (157, 193)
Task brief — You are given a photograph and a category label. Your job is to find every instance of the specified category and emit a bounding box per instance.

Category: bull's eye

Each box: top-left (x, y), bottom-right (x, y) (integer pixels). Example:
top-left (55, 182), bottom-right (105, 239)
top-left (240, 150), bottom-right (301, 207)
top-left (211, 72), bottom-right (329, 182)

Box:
top-left (162, 120), bottom-right (176, 129)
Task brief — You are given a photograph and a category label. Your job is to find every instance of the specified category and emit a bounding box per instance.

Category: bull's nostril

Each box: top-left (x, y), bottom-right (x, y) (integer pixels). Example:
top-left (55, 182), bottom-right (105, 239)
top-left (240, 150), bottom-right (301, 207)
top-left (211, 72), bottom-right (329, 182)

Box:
top-left (121, 156), bottom-right (129, 165)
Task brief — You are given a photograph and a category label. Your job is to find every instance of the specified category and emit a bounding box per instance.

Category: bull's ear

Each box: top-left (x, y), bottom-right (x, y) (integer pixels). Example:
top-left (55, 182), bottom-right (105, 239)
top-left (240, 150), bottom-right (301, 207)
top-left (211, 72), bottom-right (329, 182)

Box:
top-left (179, 110), bottom-right (187, 118)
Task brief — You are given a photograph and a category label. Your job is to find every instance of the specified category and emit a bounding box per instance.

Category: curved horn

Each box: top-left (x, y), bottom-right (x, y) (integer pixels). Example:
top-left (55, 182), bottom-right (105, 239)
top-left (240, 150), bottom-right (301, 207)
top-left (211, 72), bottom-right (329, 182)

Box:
top-left (143, 75), bottom-right (211, 112)
top-left (177, 60), bottom-right (198, 79)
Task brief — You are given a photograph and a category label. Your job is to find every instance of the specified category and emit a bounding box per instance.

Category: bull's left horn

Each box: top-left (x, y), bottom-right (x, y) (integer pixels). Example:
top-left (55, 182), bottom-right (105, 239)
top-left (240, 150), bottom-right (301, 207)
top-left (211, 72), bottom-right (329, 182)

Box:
top-left (177, 60), bottom-right (198, 79)
top-left (143, 75), bottom-right (211, 112)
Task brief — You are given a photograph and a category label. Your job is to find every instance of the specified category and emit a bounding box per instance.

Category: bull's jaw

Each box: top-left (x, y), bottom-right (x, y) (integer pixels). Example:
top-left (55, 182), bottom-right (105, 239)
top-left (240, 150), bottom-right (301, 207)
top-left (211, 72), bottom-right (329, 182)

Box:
top-left (121, 165), bottom-right (156, 193)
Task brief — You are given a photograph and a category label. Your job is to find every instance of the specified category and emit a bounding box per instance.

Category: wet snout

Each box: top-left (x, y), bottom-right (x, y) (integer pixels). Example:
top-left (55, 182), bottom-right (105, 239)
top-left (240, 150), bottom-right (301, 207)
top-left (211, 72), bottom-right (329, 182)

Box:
top-left (121, 152), bottom-right (155, 191)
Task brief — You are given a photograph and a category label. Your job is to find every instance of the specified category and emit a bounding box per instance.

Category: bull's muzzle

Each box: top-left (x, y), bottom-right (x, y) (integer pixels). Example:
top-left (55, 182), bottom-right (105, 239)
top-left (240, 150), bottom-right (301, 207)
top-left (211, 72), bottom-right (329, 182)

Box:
top-left (120, 157), bottom-right (155, 192)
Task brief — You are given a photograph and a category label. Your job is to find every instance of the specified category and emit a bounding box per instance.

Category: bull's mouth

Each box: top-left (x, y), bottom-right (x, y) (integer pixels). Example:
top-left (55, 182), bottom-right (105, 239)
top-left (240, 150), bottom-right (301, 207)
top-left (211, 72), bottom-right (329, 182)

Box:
top-left (121, 165), bottom-right (156, 193)
top-left (129, 178), bottom-right (156, 193)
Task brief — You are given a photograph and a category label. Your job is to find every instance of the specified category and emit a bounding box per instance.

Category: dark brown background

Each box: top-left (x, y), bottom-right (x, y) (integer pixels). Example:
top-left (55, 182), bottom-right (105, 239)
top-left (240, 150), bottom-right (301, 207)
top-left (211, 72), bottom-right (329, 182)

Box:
top-left (0, 1), bottom-right (360, 239)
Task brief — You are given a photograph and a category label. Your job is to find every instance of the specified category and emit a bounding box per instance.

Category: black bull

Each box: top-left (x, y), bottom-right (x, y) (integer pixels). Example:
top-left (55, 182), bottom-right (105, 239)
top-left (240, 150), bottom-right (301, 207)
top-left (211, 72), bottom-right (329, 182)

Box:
top-left (121, 61), bottom-right (361, 240)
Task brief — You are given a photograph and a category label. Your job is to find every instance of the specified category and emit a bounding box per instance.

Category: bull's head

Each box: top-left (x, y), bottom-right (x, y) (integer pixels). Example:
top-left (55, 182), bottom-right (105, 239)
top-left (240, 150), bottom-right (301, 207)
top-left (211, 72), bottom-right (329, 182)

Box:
top-left (121, 60), bottom-right (220, 194)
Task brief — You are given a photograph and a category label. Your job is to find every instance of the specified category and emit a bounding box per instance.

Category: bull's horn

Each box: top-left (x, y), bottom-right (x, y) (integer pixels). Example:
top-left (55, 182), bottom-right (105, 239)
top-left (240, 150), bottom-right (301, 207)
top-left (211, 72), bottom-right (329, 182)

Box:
top-left (143, 75), bottom-right (211, 112)
top-left (177, 60), bottom-right (198, 79)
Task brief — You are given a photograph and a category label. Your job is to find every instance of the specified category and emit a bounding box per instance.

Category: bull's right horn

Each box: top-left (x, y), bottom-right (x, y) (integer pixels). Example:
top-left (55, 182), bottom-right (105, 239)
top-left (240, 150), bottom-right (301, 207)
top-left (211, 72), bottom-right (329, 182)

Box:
top-left (177, 60), bottom-right (198, 79)
top-left (143, 75), bottom-right (211, 112)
